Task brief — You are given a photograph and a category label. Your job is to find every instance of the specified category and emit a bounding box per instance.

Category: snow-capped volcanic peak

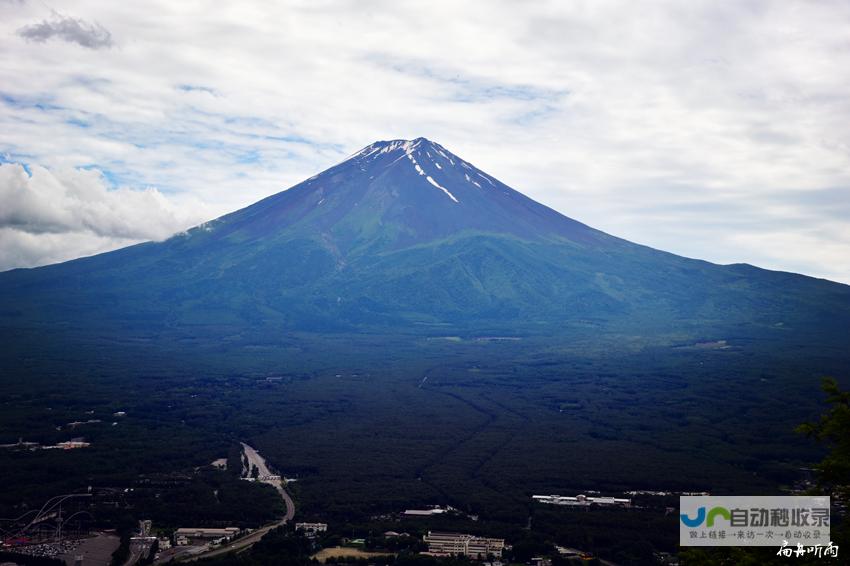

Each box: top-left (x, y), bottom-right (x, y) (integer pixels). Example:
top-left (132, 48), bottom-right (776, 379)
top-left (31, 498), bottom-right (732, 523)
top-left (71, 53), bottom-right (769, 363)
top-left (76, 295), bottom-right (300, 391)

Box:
top-left (348, 138), bottom-right (422, 161)
top-left (274, 137), bottom-right (604, 247)
top-left (347, 138), bottom-right (489, 203)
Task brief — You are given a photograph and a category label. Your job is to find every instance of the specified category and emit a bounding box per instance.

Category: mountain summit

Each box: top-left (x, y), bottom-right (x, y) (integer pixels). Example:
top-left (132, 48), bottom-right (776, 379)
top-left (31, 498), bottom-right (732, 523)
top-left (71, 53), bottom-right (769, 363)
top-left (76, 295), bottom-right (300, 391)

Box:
top-left (192, 137), bottom-right (608, 253)
top-left (1, 138), bottom-right (848, 341)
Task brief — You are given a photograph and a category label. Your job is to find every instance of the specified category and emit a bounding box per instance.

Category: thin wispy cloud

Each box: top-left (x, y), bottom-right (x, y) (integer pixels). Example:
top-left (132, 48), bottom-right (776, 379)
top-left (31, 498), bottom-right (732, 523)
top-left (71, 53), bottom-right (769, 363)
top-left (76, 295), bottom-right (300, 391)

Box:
top-left (0, 0), bottom-right (848, 282)
top-left (17, 11), bottom-right (112, 49)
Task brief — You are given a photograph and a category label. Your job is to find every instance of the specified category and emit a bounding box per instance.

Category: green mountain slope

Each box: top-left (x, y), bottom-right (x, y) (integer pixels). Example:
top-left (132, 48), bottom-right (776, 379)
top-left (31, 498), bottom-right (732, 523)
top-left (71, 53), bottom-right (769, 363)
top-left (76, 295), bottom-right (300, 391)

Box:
top-left (0, 138), bottom-right (848, 345)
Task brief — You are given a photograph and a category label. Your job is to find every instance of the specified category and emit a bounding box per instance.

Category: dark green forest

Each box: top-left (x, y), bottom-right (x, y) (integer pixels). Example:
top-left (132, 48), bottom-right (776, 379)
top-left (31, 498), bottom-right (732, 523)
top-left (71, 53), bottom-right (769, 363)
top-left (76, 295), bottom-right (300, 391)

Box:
top-left (1, 325), bottom-right (847, 564)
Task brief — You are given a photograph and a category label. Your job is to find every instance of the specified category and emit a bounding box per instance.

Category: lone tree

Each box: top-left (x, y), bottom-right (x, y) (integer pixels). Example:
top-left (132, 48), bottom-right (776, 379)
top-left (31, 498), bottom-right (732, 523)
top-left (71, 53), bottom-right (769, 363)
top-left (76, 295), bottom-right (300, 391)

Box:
top-left (796, 376), bottom-right (850, 553)
top-left (680, 378), bottom-right (849, 565)
top-left (797, 377), bottom-right (850, 499)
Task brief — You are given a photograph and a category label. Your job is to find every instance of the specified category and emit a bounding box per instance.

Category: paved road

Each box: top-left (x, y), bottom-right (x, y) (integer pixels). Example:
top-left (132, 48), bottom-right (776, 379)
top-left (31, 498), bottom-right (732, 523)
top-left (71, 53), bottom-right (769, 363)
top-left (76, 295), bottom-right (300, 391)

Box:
top-left (241, 442), bottom-right (295, 522)
top-left (181, 444), bottom-right (294, 562)
top-left (241, 443), bottom-right (272, 477)
top-left (123, 539), bottom-right (150, 566)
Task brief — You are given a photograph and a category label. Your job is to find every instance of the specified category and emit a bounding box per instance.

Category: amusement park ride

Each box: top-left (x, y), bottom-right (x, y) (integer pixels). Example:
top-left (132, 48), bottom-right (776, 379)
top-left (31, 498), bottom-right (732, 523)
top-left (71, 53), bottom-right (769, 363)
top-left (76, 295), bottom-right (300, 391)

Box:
top-left (1, 492), bottom-right (94, 547)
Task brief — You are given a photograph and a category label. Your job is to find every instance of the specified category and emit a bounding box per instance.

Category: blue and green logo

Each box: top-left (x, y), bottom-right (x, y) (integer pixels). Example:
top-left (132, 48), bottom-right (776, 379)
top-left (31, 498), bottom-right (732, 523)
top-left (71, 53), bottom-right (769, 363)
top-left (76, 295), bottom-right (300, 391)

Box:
top-left (680, 506), bottom-right (730, 528)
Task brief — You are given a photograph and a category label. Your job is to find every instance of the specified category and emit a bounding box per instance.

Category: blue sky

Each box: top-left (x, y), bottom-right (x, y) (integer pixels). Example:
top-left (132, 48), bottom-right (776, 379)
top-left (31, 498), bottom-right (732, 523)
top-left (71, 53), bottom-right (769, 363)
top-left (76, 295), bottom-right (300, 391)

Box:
top-left (1, 0), bottom-right (849, 283)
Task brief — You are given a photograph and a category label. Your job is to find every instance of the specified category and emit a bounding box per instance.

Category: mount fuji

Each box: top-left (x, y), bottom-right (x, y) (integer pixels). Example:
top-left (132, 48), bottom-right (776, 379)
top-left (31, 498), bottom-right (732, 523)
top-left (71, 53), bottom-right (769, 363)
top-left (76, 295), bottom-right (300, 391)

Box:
top-left (1, 138), bottom-right (848, 344)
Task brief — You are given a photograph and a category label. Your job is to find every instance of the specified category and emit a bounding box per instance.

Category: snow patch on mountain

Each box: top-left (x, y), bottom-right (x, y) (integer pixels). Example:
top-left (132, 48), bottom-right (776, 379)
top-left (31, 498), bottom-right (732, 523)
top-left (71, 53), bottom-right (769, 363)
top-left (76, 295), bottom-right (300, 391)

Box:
top-left (397, 143), bottom-right (459, 203)
top-left (477, 171), bottom-right (495, 186)
top-left (426, 176), bottom-right (459, 203)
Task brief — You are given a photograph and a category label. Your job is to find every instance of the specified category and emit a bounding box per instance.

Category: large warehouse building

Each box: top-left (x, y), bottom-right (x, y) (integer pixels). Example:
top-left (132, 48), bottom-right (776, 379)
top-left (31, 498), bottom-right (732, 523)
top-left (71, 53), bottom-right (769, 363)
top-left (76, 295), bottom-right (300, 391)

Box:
top-left (423, 531), bottom-right (505, 558)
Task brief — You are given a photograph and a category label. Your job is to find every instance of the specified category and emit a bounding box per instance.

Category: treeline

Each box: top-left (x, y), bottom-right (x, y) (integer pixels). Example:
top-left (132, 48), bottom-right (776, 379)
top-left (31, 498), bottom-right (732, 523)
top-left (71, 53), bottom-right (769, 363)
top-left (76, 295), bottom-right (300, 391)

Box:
top-left (125, 467), bottom-right (283, 529)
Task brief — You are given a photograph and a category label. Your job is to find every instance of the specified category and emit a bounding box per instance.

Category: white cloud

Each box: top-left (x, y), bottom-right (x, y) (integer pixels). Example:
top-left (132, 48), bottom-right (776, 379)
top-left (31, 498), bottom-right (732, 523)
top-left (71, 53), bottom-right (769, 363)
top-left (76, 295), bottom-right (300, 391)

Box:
top-left (0, 0), bottom-right (848, 282)
top-left (0, 163), bottom-right (210, 270)
top-left (0, 227), bottom-right (137, 271)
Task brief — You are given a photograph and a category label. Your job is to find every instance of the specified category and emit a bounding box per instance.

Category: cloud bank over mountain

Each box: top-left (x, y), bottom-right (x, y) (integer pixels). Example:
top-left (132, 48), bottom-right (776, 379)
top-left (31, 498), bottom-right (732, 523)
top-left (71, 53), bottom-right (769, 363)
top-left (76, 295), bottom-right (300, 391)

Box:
top-left (0, 164), bottom-right (208, 270)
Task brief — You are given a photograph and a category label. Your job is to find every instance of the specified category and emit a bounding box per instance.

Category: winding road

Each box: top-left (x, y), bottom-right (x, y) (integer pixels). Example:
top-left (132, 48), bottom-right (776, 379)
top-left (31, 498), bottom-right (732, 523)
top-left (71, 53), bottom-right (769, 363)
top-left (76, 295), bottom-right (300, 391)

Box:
top-left (180, 443), bottom-right (294, 562)
top-left (241, 442), bottom-right (295, 523)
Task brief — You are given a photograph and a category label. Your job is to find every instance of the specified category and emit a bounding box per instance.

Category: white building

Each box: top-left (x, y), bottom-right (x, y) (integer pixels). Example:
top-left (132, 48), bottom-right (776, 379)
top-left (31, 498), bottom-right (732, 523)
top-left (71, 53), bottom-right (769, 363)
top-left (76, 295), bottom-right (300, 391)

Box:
top-left (404, 509), bottom-right (445, 516)
top-left (532, 494), bottom-right (631, 508)
top-left (174, 527), bottom-right (240, 541)
top-left (404, 505), bottom-right (454, 517)
top-left (295, 523), bottom-right (327, 537)
top-left (57, 440), bottom-right (91, 449)
top-left (423, 531), bottom-right (504, 559)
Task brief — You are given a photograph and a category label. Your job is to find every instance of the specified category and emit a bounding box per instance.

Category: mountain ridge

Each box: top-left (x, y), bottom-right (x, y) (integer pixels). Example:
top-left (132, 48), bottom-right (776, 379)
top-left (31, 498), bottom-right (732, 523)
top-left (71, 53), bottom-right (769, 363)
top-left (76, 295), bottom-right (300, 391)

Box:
top-left (0, 138), bottom-right (848, 345)
top-left (175, 137), bottom-right (615, 255)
